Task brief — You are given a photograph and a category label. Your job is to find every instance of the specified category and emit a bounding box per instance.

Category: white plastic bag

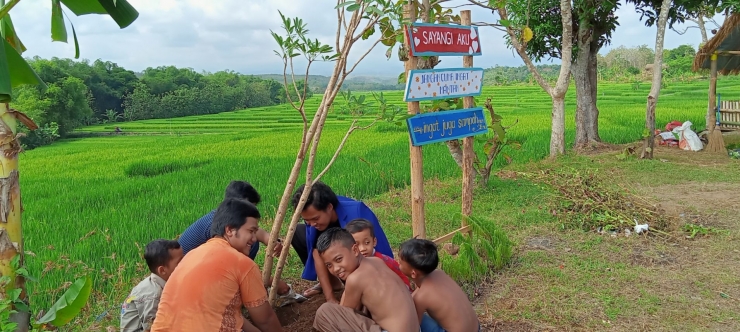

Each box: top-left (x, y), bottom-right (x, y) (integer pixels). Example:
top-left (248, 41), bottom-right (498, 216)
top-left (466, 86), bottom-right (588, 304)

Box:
top-left (672, 121), bottom-right (704, 151)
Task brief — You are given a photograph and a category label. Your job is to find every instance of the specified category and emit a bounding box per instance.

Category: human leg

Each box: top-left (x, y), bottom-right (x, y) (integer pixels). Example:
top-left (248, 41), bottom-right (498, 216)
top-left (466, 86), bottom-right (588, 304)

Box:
top-left (313, 302), bottom-right (383, 332)
top-left (247, 241), bottom-right (260, 260)
top-left (290, 223), bottom-right (309, 265)
top-left (419, 313), bottom-right (446, 332)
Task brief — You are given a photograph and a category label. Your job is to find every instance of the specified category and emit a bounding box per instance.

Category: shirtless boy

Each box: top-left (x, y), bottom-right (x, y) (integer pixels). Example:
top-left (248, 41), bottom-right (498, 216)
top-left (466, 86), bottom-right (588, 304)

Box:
top-left (398, 239), bottom-right (480, 332)
top-left (312, 228), bottom-right (419, 332)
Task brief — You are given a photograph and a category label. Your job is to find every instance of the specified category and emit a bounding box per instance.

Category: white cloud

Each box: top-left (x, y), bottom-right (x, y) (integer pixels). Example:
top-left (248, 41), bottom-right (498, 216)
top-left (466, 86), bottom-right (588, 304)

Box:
top-left (8, 0), bottom-right (724, 76)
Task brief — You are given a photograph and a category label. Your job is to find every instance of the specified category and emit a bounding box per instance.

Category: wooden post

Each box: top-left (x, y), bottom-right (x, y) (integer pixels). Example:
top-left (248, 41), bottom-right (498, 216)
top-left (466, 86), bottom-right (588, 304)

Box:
top-left (708, 52), bottom-right (718, 133)
top-left (460, 10), bottom-right (474, 236)
top-left (405, 3), bottom-right (425, 239)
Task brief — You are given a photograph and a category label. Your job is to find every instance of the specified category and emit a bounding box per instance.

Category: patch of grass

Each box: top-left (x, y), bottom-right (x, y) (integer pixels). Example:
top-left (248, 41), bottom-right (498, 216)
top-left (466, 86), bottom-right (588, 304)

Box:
top-left (125, 159), bottom-right (211, 177)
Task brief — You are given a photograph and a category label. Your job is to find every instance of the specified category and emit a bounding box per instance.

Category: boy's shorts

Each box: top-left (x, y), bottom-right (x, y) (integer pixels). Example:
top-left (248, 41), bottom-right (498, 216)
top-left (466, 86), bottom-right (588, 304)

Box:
top-left (420, 313), bottom-right (480, 332)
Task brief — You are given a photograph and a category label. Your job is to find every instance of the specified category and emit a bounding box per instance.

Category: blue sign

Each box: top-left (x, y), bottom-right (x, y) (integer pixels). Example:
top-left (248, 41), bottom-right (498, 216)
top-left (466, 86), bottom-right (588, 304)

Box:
top-left (407, 108), bottom-right (488, 146)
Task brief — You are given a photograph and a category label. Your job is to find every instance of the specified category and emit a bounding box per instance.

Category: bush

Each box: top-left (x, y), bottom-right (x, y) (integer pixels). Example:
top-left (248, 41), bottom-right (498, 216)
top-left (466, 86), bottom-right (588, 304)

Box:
top-left (21, 122), bottom-right (60, 150)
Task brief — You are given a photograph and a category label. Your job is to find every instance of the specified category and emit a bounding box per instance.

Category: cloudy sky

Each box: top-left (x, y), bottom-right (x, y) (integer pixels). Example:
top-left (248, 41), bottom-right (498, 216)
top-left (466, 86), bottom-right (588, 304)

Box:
top-left (11, 0), bottom-right (722, 77)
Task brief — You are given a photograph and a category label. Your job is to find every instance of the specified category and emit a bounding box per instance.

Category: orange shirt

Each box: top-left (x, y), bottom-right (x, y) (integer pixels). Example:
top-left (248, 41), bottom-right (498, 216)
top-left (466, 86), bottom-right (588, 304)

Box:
top-left (151, 238), bottom-right (267, 331)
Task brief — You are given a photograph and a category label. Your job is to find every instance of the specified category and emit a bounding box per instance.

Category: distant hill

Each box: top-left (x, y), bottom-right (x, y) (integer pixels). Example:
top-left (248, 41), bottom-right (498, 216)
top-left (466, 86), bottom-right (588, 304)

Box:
top-left (257, 74), bottom-right (404, 92)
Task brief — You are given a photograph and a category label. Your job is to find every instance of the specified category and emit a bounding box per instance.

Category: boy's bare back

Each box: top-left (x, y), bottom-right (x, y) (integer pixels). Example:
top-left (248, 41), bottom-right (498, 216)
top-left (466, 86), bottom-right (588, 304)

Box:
top-left (344, 257), bottom-right (419, 332)
top-left (414, 270), bottom-right (479, 332)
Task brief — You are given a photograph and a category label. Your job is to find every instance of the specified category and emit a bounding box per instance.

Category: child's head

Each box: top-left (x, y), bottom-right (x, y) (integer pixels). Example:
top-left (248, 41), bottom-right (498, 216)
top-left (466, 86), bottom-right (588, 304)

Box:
top-left (144, 239), bottom-right (184, 281)
top-left (398, 239), bottom-right (439, 280)
top-left (316, 228), bottom-right (361, 281)
top-left (345, 218), bottom-right (377, 257)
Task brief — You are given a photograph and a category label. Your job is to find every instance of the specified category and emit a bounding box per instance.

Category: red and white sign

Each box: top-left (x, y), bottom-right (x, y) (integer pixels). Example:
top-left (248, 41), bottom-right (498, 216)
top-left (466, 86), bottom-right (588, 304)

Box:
top-left (406, 23), bottom-right (482, 56)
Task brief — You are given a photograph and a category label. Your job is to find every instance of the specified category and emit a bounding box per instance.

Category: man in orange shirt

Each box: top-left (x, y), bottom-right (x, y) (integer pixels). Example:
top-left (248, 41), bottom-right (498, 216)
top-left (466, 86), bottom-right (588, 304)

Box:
top-left (151, 198), bottom-right (283, 332)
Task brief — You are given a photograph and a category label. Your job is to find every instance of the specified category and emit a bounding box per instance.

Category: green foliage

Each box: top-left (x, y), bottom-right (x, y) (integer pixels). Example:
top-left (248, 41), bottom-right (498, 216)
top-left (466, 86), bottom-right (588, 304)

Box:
top-left (35, 277), bottom-right (92, 327)
top-left (0, 0), bottom-right (139, 102)
top-left (1, 254), bottom-right (88, 331)
top-left (8, 57), bottom-right (290, 147)
top-left (21, 122), bottom-right (60, 150)
top-left (440, 216), bottom-right (513, 287)
top-left (682, 223), bottom-right (729, 238)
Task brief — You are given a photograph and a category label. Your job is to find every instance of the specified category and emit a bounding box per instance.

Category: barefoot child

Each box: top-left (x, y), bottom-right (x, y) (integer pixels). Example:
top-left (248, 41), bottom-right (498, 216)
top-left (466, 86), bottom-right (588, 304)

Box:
top-left (312, 228), bottom-right (420, 332)
top-left (120, 239), bottom-right (184, 332)
top-left (398, 239), bottom-right (480, 332)
top-left (346, 218), bottom-right (412, 291)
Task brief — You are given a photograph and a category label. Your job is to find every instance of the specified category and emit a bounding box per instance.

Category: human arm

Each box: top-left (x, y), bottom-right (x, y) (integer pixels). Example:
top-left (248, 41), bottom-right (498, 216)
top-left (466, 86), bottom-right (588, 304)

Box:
top-left (313, 249), bottom-right (339, 303)
top-left (412, 290), bottom-right (427, 324)
top-left (240, 264), bottom-right (283, 331)
top-left (256, 228), bottom-right (283, 257)
top-left (339, 274), bottom-right (363, 311)
top-left (246, 302), bottom-right (283, 332)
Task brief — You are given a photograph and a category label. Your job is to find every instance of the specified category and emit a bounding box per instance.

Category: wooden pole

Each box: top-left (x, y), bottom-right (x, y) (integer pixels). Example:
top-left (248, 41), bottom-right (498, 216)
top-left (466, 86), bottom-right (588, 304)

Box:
top-left (405, 3), bottom-right (425, 239)
top-left (708, 52), bottom-right (718, 133)
top-left (460, 10), bottom-right (474, 236)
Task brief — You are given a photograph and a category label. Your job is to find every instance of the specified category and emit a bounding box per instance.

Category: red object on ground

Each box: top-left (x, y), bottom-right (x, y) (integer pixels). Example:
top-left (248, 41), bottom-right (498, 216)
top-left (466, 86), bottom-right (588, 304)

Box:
top-left (665, 121), bottom-right (683, 132)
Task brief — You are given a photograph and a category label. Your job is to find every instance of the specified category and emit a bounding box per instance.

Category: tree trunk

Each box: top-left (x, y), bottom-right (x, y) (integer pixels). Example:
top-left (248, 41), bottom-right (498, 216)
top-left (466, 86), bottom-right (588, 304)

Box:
top-left (572, 43), bottom-right (592, 148)
top-left (697, 15), bottom-right (708, 44)
top-left (550, 96), bottom-right (566, 157)
top-left (641, 0), bottom-right (671, 159)
top-left (572, 29), bottom-right (602, 150)
top-left (587, 39), bottom-right (601, 142)
top-left (0, 102), bottom-right (30, 332)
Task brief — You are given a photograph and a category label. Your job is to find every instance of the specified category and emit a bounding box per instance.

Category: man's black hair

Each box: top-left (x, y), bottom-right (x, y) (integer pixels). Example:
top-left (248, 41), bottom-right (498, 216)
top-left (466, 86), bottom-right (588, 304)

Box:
top-left (399, 239), bottom-right (439, 275)
top-left (345, 218), bottom-right (375, 238)
top-left (224, 181), bottom-right (261, 205)
top-left (316, 228), bottom-right (356, 255)
top-left (210, 198), bottom-right (261, 238)
top-left (291, 181), bottom-right (339, 212)
top-left (144, 239), bottom-right (181, 274)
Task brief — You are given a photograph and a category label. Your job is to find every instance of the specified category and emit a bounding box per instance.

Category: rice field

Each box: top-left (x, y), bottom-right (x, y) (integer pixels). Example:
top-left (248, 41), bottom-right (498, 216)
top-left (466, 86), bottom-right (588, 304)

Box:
top-left (17, 79), bottom-right (739, 325)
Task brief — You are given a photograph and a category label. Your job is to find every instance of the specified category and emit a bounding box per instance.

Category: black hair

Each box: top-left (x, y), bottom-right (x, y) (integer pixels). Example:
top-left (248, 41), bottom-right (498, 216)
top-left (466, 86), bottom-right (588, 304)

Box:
top-left (316, 228), bottom-right (356, 255)
top-left (345, 218), bottom-right (375, 238)
top-left (399, 239), bottom-right (439, 275)
top-left (144, 239), bottom-right (181, 274)
top-left (210, 198), bottom-right (261, 238)
top-left (224, 181), bottom-right (261, 205)
top-left (291, 181), bottom-right (339, 212)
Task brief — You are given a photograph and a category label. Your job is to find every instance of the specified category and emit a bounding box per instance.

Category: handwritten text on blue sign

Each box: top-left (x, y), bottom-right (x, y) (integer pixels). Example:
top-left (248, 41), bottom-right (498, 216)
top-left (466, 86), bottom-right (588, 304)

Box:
top-left (407, 108), bottom-right (488, 146)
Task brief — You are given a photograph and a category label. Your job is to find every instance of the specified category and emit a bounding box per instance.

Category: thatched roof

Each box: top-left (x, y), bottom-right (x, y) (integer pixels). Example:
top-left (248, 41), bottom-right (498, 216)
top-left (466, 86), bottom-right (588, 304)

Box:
top-left (693, 13), bottom-right (740, 75)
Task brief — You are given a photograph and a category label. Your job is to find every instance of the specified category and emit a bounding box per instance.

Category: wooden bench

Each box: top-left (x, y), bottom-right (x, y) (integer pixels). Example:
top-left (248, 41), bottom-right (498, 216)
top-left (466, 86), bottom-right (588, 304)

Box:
top-left (718, 98), bottom-right (740, 131)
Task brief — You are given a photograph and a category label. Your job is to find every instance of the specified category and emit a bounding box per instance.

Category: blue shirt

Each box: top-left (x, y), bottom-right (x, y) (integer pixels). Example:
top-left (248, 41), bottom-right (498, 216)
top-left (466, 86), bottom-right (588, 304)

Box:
top-left (302, 196), bottom-right (392, 281)
top-left (178, 210), bottom-right (215, 255)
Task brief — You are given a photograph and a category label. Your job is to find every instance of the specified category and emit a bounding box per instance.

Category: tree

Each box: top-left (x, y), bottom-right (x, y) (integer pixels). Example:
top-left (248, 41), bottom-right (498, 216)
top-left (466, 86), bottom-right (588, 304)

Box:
top-left (641, 0), bottom-right (672, 159)
top-left (469, 0), bottom-right (573, 157)
top-left (495, 0), bottom-right (717, 151)
top-left (261, 0), bottom-right (404, 305)
top-left (0, 1), bottom-right (138, 330)
top-left (671, 4), bottom-right (723, 43)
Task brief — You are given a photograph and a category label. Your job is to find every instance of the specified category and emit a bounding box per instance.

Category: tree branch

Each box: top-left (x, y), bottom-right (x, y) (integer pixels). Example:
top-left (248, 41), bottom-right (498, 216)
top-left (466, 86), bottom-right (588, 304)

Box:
top-left (345, 38), bottom-right (383, 77)
top-left (315, 120), bottom-right (376, 181)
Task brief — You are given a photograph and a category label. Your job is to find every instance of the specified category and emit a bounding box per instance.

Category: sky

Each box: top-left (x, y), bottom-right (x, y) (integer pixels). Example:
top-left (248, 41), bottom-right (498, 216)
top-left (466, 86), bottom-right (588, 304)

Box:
top-left (10, 0), bottom-right (724, 77)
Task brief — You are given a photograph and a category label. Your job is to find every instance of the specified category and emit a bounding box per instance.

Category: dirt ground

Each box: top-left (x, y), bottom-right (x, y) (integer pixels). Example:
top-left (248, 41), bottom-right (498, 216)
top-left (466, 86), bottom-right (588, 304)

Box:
top-left (475, 146), bottom-right (740, 331)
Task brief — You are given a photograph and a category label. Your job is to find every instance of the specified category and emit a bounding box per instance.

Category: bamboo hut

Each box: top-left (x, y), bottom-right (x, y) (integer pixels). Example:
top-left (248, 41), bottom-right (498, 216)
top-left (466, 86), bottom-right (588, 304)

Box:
top-left (693, 13), bottom-right (740, 153)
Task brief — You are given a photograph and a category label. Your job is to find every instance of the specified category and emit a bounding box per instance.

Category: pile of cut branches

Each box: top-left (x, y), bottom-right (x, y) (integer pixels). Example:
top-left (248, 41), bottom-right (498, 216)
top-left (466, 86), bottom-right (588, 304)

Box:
top-left (521, 168), bottom-right (673, 234)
